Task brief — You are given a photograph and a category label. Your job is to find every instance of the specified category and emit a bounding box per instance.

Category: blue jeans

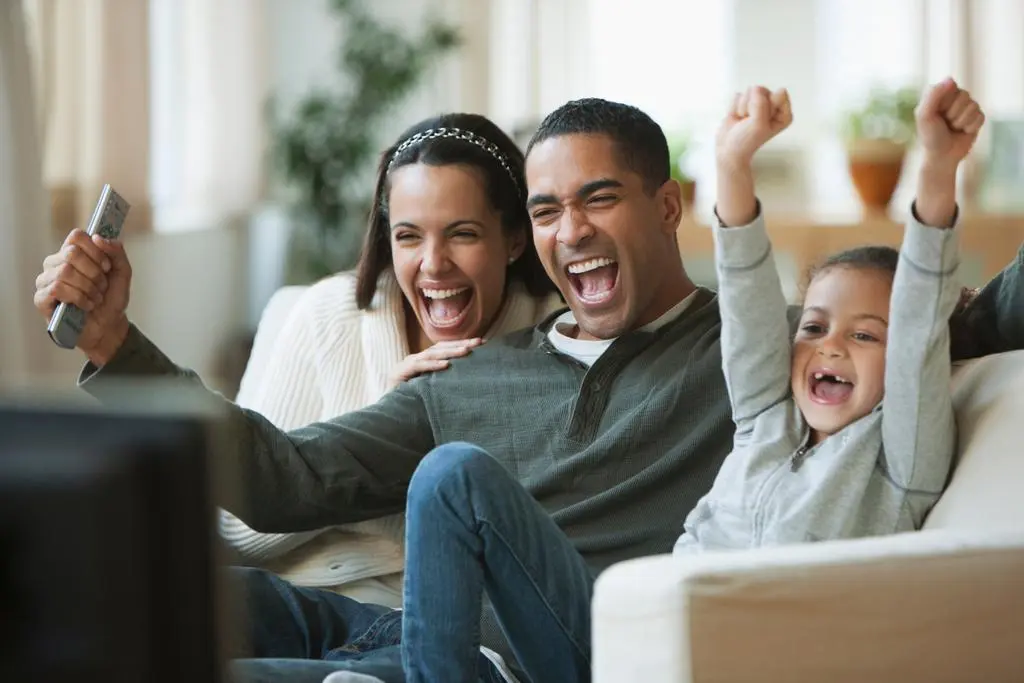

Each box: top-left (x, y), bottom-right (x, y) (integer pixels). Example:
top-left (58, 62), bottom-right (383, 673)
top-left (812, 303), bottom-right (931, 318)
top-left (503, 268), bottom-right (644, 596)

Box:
top-left (227, 565), bottom-right (402, 683)
top-left (229, 565), bottom-right (512, 683)
top-left (402, 442), bottom-right (594, 683)
top-left (227, 567), bottom-right (505, 683)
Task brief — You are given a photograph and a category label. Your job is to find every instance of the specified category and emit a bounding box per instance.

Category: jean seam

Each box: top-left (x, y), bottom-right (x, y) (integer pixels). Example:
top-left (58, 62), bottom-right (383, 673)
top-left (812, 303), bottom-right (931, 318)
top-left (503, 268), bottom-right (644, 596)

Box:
top-left (334, 609), bottom-right (402, 654)
top-left (476, 515), bottom-right (592, 666)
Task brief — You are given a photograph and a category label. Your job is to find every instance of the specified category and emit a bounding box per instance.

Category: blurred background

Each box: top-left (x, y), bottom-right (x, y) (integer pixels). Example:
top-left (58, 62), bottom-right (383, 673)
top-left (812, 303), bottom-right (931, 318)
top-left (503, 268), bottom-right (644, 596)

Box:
top-left (3, 0), bottom-right (1024, 395)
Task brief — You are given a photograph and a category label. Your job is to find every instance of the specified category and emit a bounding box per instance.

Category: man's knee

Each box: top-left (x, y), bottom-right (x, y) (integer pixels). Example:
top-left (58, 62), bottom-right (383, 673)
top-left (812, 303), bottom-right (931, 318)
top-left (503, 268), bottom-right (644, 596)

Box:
top-left (408, 441), bottom-right (503, 503)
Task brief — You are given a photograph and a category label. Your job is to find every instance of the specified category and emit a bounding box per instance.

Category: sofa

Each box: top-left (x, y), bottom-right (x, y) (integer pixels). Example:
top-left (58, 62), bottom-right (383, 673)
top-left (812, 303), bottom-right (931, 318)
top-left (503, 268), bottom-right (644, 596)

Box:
top-left (238, 286), bottom-right (1024, 681)
top-left (592, 348), bottom-right (1024, 682)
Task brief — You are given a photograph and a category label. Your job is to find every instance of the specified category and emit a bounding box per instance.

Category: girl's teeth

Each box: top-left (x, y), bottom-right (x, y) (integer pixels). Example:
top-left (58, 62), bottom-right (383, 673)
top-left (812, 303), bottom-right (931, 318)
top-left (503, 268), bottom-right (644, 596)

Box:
top-left (567, 257), bottom-right (615, 275)
top-left (422, 287), bottom-right (468, 300)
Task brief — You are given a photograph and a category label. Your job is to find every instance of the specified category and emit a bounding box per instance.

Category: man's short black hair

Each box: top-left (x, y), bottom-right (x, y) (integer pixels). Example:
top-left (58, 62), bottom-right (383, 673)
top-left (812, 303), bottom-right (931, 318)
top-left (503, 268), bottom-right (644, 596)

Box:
top-left (526, 98), bottom-right (671, 194)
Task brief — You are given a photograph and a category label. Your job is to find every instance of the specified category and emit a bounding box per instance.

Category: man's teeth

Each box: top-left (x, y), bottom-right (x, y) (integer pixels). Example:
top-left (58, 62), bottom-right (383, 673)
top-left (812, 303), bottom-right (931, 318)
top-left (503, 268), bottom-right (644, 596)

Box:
top-left (421, 287), bottom-right (468, 300)
top-left (567, 257), bottom-right (615, 275)
top-left (813, 372), bottom-right (851, 383)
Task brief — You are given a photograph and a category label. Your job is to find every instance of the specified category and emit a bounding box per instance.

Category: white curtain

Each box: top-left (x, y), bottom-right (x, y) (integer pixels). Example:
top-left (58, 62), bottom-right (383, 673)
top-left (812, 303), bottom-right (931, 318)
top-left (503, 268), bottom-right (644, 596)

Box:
top-left (150, 0), bottom-right (268, 232)
top-left (0, 1), bottom-right (60, 385)
top-left (24, 0), bottom-right (152, 233)
top-left (486, 0), bottom-right (592, 132)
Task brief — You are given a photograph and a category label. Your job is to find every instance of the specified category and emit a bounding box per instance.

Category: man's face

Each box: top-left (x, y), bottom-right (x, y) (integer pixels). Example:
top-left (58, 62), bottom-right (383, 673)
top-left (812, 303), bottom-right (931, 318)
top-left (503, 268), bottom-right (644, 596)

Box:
top-left (525, 134), bottom-right (681, 340)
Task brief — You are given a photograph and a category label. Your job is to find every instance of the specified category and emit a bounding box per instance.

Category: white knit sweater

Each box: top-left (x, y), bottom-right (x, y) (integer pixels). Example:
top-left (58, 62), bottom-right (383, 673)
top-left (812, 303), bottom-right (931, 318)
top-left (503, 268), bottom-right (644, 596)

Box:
top-left (222, 269), bottom-right (564, 598)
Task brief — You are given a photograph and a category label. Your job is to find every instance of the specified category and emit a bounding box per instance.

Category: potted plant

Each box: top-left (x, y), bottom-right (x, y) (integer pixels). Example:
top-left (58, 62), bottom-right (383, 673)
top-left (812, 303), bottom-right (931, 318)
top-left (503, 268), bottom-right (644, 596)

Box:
top-left (841, 85), bottom-right (919, 212)
top-left (668, 132), bottom-right (697, 213)
top-left (267, 0), bottom-right (461, 284)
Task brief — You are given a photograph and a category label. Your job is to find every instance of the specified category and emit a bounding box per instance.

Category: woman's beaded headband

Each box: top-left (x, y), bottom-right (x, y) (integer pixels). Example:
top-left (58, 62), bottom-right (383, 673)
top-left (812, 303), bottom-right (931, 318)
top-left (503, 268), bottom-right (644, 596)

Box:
top-left (388, 127), bottom-right (522, 197)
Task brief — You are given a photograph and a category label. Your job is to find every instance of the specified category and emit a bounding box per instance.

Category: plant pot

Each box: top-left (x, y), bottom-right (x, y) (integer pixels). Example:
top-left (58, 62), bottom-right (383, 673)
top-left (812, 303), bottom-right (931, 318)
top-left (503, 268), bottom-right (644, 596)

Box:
top-left (846, 139), bottom-right (906, 212)
top-left (679, 179), bottom-right (697, 214)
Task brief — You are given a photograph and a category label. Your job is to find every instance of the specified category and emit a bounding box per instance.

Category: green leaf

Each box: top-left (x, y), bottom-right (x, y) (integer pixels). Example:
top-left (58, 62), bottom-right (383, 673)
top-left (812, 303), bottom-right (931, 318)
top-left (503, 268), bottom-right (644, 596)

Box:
top-left (841, 84), bottom-right (920, 144)
top-left (267, 0), bottom-right (462, 281)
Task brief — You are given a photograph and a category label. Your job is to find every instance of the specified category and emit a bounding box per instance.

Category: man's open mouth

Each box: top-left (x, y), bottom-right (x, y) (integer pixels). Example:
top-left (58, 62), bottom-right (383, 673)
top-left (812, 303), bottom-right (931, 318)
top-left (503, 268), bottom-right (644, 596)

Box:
top-left (420, 286), bottom-right (473, 329)
top-left (566, 257), bottom-right (619, 305)
top-left (808, 371), bottom-right (855, 405)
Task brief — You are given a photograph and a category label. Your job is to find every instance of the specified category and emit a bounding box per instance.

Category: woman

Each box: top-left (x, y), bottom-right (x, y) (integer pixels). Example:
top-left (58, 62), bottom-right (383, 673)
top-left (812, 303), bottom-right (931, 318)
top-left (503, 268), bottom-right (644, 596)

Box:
top-left (222, 114), bottom-right (563, 605)
top-left (33, 113), bottom-right (564, 608)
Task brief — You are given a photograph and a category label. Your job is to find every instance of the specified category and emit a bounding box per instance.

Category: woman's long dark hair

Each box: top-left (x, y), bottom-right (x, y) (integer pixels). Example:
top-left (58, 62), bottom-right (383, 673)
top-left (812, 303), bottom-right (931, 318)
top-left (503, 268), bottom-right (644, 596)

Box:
top-left (354, 113), bottom-right (556, 309)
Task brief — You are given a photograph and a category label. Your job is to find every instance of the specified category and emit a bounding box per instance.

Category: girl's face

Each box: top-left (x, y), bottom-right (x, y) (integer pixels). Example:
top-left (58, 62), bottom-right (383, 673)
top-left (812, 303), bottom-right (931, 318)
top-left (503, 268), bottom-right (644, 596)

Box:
top-left (388, 163), bottom-right (525, 348)
top-left (791, 266), bottom-right (892, 442)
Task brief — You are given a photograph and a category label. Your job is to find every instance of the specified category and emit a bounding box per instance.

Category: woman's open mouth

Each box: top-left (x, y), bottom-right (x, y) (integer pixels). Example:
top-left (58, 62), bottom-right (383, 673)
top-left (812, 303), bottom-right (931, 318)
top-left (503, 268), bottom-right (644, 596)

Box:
top-left (808, 370), bottom-right (855, 405)
top-left (566, 257), bottom-right (619, 306)
top-left (420, 286), bottom-right (473, 329)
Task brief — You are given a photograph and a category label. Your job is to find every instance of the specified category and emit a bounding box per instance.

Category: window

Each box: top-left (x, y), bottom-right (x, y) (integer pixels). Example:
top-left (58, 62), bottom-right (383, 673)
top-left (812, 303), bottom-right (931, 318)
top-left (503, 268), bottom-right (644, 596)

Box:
top-left (585, 0), bottom-right (730, 136)
top-left (810, 0), bottom-right (926, 213)
top-left (486, 0), bottom-right (731, 213)
top-left (148, 0), bottom-right (267, 233)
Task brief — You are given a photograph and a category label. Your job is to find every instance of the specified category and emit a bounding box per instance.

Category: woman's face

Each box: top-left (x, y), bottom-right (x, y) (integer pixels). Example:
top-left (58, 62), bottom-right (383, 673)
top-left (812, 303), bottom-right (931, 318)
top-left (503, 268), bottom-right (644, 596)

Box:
top-left (388, 162), bottom-right (525, 345)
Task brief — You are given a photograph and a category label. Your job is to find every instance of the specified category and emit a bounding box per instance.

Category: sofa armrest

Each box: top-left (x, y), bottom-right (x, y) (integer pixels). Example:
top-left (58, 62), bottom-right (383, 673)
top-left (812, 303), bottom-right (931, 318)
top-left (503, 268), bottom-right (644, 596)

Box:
top-left (592, 530), bottom-right (1024, 683)
top-left (235, 285), bottom-right (309, 409)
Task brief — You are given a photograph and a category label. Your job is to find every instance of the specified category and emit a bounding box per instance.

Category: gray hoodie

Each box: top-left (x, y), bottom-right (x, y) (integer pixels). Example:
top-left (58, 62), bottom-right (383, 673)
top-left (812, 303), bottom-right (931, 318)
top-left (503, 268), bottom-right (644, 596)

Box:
top-left (675, 210), bottom-right (960, 554)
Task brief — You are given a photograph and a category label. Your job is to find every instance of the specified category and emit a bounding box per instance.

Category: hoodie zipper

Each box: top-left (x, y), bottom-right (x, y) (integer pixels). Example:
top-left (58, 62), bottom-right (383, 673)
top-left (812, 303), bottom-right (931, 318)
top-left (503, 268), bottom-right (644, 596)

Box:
top-left (790, 429), bottom-right (814, 472)
top-left (753, 428), bottom-right (814, 542)
top-left (790, 445), bottom-right (810, 472)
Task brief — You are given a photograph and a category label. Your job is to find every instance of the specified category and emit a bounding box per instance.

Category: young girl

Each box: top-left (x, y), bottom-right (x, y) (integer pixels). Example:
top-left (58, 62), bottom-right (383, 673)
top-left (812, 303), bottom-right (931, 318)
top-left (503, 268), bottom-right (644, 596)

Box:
top-left (675, 77), bottom-right (986, 553)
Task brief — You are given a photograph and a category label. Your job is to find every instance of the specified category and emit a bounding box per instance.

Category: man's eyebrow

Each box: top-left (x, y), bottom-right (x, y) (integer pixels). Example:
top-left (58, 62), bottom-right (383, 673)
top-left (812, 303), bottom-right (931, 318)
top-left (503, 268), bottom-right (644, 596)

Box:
top-left (577, 178), bottom-right (623, 199)
top-left (526, 193), bottom-right (559, 211)
top-left (526, 178), bottom-right (625, 211)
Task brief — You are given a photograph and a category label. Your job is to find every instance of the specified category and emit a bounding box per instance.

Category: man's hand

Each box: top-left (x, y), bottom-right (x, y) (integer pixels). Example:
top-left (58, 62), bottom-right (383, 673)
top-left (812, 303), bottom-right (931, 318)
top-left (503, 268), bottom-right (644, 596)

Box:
top-left (33, 229), bottom-right (133, 366)
top-left (715, 86), bottom-right (793, 226)
top-left (914, 77), bottom-right (986, 227)
top-left (716, 86), bottom-right (793, 170)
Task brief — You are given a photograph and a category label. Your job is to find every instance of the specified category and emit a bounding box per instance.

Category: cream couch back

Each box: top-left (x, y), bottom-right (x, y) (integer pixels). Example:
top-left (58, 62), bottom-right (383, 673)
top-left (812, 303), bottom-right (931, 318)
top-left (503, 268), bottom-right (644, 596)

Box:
top-left (924, 349), bottom-right (1024, 532)
top-left (235, 286), bottom-right (309, 406)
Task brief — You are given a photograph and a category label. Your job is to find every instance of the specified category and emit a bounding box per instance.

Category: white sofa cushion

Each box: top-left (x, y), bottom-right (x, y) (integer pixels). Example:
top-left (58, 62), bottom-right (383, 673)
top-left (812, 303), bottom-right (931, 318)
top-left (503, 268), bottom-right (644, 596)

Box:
top-left (234, 285), bottom-right (309, 407)
top-left (924, 349), bottom-right (1024, 532)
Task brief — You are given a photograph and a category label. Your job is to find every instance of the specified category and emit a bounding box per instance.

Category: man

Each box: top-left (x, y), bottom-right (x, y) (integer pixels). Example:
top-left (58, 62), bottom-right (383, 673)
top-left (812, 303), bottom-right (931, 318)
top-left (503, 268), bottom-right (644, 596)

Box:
top-left (33, 95), bottom-right (1024, 683)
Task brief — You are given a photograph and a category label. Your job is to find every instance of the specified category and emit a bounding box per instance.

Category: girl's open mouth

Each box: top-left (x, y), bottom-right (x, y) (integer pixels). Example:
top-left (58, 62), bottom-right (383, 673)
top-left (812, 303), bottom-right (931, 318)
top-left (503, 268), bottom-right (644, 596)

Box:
top-left (809, 371), bottom-right (854, 405)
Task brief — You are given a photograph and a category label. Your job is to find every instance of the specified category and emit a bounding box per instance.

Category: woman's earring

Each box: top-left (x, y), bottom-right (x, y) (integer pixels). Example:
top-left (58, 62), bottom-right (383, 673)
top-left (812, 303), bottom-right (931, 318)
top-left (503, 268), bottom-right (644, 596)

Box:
top-left (508, 256), bottom-right (516, 264)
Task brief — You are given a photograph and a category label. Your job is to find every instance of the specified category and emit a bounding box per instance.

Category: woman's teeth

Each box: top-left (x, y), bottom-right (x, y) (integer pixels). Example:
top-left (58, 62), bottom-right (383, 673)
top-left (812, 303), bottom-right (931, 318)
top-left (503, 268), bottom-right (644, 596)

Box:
top-left (421, 287), bottom-right (468, 299)
top-left (421, 286), bottom-right (473, 327)
top-left (567, 257), bottom-right (615, 274)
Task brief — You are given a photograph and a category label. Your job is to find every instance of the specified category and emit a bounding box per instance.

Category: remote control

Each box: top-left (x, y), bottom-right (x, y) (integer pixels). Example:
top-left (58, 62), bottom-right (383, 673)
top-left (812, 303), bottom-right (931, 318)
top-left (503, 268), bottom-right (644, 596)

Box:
top-left (47, 184), bottom-right (131, 349)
